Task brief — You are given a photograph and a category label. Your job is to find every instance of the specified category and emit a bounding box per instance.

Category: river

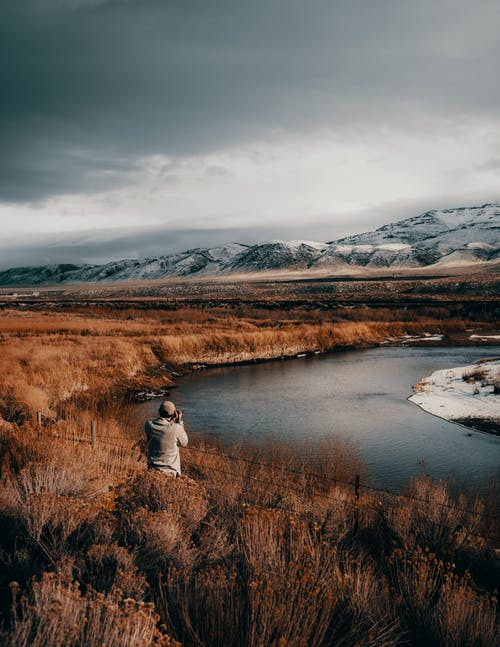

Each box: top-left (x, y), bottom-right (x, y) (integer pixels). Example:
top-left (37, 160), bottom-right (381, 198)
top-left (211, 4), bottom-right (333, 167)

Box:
top-left (137, 346), bottom-right (500, 493)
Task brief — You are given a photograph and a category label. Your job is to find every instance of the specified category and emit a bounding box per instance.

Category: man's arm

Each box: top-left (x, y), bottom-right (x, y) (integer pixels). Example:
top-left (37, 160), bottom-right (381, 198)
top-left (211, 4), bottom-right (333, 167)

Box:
top-left (176, 423), bottom-right (188, 447)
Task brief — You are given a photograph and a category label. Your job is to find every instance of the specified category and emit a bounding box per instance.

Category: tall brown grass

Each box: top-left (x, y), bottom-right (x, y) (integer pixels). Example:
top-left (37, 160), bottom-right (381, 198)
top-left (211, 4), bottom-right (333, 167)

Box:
top-left (0, 424), bottom-right (498, 646)
top-left (0, 305), bottom-right (459, 424)
top-left (4, 572), bottom-right (178, 647)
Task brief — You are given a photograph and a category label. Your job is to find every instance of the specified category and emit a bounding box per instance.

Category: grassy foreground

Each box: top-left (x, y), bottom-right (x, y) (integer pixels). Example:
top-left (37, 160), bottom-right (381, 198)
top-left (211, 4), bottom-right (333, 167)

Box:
top-left (0, 302), bottom-right (499, 646)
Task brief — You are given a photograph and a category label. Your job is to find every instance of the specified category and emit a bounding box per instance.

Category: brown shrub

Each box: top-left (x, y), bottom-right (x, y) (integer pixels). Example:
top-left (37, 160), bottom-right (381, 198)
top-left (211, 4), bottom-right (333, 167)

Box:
top-left (390, 547), bottom-right (499, 646)
top-left (462, 367), bottom-right (487, 383)
top-left (82, 543), bottom-right (149, 600)
top-left (4, 572), bottom-right (177, 647)
top-left (116, 469), bottom-right (208, 527)
top-left (15, 460), bottom-right (95, 499)
top-left (158, 563), bottom-right (245, 647)
top-left (122, 508), bottom-right (193, 571)
top-left (433, 571), bottom-right (498, 647)
top-left (16, 493), bottom-right (99, 564)
top-left (385, 477), bottom-right (485, 555)
top-left (0, 391), bottom-right (32, 425)
top-left (0, 430), bottom-right (42, 478)
top-left (238, 508), bottom-right (400, 647)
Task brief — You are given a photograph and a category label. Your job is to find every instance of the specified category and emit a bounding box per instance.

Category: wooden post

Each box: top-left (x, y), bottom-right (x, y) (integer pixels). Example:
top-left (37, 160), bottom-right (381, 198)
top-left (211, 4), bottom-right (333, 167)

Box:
top-left (90, 420), bottom-right (97, 448)
top-left (354, 474), bottom-right (360, 501)
top-left (353, 474), bottom-right (360, 533)
top-left (36, 411), bottom-right (42, 441)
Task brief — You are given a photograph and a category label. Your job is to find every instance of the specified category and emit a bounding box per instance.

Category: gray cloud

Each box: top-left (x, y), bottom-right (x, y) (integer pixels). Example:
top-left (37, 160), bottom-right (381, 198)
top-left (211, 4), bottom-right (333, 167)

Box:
top-left (1, 0), bottom-right (499, 202)
top-left (476, 157), bottom-right (500, 172)
top-left (0, 224), bottom-right (328, 269)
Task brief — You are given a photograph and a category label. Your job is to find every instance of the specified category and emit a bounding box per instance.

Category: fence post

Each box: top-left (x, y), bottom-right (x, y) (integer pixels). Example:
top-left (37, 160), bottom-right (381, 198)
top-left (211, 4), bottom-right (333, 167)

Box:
top-left (353, 474), bottom-right (360, 533)
top-left (90, 420), bottom-right (97, 448)
top-left (36, 411), bottom-right (42, 441)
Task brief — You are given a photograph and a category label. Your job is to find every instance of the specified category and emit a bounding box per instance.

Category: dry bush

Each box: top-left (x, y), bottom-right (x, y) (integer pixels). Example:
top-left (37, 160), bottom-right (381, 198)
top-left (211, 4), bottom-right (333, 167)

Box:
top-left (0, 391), bottom-right (32, 425)
top-left (122, 508), bottom-right (194, 572)
top-left (194, 517), bottom-right (235, 565)
top-left (0, 545), bottom-right (39, 594)
top-left (183, 437), bottom-right (363, 517)
top-left (238, 508), bottom-right (340, 646)
top-left (80, 506), bottom-right (117, 546)
top-left (237, 508), bottom-right (401, 647)
top-left (116, 469), bottom-right (208, 527)
top-left (390, 547), bottom-right (499, 647)
top-left (4, 572), bottom-right (177, 647)
top-left (159, 563), bottom-right (245, 647)
top-left (390, 547), bottom-right (445, 641)
top-left (81, 543), bottom-right (149, 600)
top-left (15, 460), bottom-right (96, 499)
top-left (301, 435), bottom-right (364, 488)
top-left (91, 442), bottom-right (144, 481)
top-left (15, 493), bottom-right (99, 564)
top-left (384, 476), bottom-right (485, 555)
top-left (433, 571), bottom-right (498, 647)
top-left (338, 555), bottom-right (401, 646)
top-left (0, 449), bottom-right (112, 566)
top-left (0, 429), bottom-right (42, 478)
top-left (462, 367), bottom-right (487, 383)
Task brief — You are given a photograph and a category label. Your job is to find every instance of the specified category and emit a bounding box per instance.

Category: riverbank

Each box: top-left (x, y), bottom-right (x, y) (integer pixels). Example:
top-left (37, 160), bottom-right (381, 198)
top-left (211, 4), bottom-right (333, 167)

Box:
top-left (135, 330), bottom-right (500, 401)
top-left (0, 305), bottom-right (464, 419)
top-left (1, 300), bottom-right (498, 417)
top-left (409, 358), bottom-right (500, 435)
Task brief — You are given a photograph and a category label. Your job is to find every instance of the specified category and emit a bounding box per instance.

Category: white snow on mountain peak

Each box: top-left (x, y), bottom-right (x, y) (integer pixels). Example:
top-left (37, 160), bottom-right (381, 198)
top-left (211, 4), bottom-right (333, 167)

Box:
top-left (0, 204), bottom-right (497, 285)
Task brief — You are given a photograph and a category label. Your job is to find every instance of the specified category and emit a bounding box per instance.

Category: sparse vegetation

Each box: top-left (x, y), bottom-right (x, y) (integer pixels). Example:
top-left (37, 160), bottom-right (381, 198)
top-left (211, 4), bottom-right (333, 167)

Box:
top-left (462, 367), bottom-right (487, 383)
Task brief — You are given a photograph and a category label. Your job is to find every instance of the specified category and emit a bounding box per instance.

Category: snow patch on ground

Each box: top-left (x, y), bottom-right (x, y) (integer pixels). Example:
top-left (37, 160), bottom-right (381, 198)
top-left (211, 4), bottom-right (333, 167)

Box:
top-left (470, 334), bottom-right (500, 341)
top-left (382, 333), bottom-right (445, 344)
top-left (409, 359), bottom-right (500, 424)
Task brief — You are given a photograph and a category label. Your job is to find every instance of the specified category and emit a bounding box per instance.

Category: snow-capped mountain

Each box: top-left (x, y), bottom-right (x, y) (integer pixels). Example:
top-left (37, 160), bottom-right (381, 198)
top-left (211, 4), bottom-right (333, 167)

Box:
top-left (227, 241), bottom-right (328, 272)
top-left (0, 204), bottom-right (498, 286)
top-left (314, 204), bottom-right (499, 268)
top-left (0, 244), bottom-right (249, 285)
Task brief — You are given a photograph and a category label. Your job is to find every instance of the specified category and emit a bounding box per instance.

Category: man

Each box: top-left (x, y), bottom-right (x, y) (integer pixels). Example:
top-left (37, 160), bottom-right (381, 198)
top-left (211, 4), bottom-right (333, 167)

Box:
top-left (145, 400), bottom-right (188, 476)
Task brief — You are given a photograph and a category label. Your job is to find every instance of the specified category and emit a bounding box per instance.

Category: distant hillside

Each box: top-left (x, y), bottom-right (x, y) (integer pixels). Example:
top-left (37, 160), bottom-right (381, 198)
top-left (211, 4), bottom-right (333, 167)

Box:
top-left (0, 204), bottom-right (498, 286)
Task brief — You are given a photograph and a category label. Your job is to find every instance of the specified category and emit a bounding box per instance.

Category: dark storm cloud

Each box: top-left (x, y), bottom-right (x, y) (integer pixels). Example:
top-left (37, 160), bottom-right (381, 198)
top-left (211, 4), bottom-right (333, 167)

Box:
top-left (0, 226), bottom-right (248, 268)
top-left (0, 222), bottom-right (337, 269)
top-left (1, 0), bottom-right (499, 202)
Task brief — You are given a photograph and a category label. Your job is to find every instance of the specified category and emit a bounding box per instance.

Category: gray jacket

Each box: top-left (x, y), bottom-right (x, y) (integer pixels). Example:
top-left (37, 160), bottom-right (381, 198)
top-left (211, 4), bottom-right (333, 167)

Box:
top-left (145, 417), bottom-right (188, 475)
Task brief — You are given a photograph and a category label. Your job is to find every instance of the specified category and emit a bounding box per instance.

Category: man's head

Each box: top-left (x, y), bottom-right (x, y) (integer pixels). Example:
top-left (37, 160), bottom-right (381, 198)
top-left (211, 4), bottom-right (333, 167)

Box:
top-left (158, 400), bottom-right (176, 418)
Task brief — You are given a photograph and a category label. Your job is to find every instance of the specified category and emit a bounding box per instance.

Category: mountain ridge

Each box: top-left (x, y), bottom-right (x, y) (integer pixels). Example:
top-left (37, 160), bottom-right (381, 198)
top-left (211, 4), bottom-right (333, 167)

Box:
top-left (0, 203), bottom-right (498, 286)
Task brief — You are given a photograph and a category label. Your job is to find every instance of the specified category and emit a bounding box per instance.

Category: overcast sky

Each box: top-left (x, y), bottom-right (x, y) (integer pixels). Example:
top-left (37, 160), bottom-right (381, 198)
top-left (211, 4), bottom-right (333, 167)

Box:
top-left (0, 0), bottom-right (499, 268)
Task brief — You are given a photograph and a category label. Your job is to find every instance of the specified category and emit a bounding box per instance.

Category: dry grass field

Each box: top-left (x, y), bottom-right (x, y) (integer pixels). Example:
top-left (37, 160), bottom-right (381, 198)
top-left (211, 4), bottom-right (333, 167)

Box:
top-left (0, 276), bottom-right (499, 645)
top-left (0, 304), bottom-right (462, 423)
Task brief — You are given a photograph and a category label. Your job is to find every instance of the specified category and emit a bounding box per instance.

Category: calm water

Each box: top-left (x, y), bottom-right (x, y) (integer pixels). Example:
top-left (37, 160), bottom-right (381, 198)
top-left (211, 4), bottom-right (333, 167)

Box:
top-left (137, 346), bottom-right (500, 492)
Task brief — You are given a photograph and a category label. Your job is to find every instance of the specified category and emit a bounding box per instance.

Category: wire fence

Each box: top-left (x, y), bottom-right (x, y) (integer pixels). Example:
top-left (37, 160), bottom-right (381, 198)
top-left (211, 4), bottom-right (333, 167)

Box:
top-left (14, 415), bottom-right (500, 544)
